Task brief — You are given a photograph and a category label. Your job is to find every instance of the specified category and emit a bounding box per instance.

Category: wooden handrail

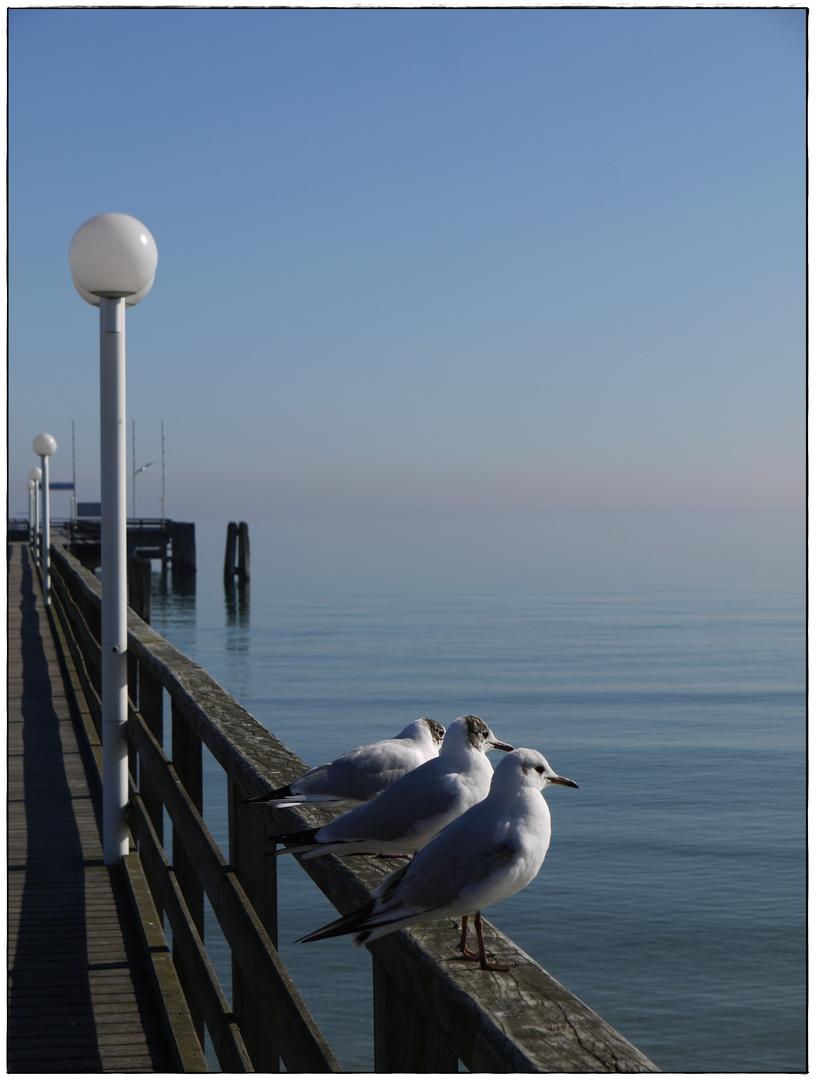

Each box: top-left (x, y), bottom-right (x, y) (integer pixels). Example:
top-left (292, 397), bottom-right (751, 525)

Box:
top-left (48, 539), bottom-right (659, 1073)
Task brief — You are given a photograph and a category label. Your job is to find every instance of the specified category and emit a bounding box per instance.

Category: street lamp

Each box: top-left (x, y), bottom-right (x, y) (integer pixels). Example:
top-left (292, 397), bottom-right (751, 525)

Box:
top-left (29, 466), bottom-right (42, 561)
top-left (26, 479), bottom-right (35, 543)
top-left (33, 433), bottom-right (57, 607)
top-left (133, 461), bottom-right (154, 519)
top-left (69, 212), bottom-right (158, 864)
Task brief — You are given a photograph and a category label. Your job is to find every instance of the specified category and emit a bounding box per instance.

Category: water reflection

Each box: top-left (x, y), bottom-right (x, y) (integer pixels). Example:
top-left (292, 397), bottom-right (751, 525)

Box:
top-left (151, 566), bottom-right (197, 629)
top-left (224, 577), bottom-right (250, 626)
top-left (224, 577), bottom-right (250, 654)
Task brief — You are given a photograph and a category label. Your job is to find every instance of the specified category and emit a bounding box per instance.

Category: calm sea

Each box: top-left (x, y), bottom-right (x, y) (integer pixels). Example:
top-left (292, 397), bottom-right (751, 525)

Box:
top-left (148, 509), bottom-right (806, 1073)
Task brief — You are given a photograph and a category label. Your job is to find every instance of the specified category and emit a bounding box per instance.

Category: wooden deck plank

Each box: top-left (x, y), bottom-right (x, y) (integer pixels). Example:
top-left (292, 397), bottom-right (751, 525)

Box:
top-left (6, 542), bottom-right (179, 1074)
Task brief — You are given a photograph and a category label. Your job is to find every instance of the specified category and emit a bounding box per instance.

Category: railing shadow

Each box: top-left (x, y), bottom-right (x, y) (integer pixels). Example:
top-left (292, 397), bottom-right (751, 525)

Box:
top-left (7, 545), bottom-right (102, 1071)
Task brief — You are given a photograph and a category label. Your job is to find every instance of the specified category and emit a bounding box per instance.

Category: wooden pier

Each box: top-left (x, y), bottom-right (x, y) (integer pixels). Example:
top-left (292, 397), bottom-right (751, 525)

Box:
top-left (7, 542), bottom-right (188, 1072)
top-left (7, 534), bottom-right (660, 1073)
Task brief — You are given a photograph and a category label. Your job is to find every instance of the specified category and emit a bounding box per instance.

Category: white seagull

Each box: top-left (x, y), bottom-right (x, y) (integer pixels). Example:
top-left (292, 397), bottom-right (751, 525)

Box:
top-left (269, 715), bottom-right (513, 859)
top-left (244, 717), bottom-right (445, 810)
top-left (296, 747), bottom-right (577, 970)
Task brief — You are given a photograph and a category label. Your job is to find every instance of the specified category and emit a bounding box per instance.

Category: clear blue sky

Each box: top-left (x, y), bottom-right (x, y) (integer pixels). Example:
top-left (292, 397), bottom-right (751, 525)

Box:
top-left (8, 7), bottom-right (806, 519)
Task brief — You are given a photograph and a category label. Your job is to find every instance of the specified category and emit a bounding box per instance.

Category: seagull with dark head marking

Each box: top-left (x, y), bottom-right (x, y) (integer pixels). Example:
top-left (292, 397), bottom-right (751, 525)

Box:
top-left (244, 717), bottom-right (445, 810)
top-left (269, 715), bottom-right (513, 859)
top-left (296, 747), bottom-right (577, 971)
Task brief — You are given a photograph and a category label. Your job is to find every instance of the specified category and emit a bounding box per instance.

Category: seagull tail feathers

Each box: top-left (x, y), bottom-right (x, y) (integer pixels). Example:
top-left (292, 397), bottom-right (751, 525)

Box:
top-left (244, 790), bottom-right (356, 809)
top-left (241, 782), bottom-right (294, 805)
top-left (265, 828), bottom-right (319, 856)
top-left (295, 900), bottom-right (376, 944)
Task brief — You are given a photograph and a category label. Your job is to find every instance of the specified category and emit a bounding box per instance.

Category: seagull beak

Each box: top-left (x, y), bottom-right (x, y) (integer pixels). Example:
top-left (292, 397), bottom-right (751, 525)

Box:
top-left (489, 738), bottom-right (514, 752)
top-left (549, 774), bottom-right (579, 789)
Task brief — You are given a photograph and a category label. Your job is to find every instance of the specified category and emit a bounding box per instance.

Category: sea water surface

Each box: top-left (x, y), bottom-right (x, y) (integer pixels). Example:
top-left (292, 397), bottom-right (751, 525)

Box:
top-left (148, 509), bottom-right (805, 1073)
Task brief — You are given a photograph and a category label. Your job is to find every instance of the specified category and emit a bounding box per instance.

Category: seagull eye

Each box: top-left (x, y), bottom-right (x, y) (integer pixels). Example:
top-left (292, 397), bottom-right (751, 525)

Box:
top-left (535, 765), bottom-right (545, 774)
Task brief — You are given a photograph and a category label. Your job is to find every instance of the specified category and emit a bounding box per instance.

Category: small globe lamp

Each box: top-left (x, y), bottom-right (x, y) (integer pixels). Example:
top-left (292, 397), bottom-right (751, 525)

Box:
top-left (32, 433), bottom-right (57, 607)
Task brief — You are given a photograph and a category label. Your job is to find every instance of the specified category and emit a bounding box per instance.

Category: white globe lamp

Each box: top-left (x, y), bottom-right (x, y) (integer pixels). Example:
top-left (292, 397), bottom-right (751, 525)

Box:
top-left (33, 432), bottom-right (57, 457)
top-left (69, 213), bottom-right (157, 302)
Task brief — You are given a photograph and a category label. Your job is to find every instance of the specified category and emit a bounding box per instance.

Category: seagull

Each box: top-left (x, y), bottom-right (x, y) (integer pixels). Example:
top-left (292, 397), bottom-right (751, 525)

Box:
top-left (268, 715), bottom-right (513, 859)
top-left (295, 747), bottom-right (577, 970)
top-left (244, 717), bottom-right (445, 810)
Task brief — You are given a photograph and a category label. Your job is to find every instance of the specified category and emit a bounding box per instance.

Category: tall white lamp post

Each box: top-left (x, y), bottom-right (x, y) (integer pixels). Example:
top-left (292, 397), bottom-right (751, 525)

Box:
top-left (69, 212), bottom-right (158, 865)
top-left (33, 433), bottom-right (57, 607)
top-left (27, 479), bottom-right (35, 543)
top-left (29, 466), bottom-right (42, 562)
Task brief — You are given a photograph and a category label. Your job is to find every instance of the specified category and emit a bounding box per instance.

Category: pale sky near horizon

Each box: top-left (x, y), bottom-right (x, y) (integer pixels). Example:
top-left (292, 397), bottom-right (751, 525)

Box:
top-left (7, 7), bottom-right (806, 520)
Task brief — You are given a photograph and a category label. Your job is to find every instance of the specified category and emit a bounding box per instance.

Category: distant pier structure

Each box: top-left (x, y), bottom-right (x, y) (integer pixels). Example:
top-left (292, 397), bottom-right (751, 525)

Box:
top-left (68, 518), bottom-right (196, 574)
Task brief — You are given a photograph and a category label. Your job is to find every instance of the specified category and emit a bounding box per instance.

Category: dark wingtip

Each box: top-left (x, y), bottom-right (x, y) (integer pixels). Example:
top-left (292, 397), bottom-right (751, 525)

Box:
top-left (243, 782), bottom-right (293, 805)
top-left (267, 828), bottom-right (318, 850)
top-left (295, 900), bottom-right (375, 944)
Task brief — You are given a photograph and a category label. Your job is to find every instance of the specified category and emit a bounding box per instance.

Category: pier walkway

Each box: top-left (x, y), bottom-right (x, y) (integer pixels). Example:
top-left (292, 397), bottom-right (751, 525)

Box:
top-left (7, 541), bottom-right (177, 1072)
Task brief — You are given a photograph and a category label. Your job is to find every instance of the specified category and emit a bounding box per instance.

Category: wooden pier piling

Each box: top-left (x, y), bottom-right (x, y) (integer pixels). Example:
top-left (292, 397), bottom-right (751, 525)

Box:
top-left (224, 521), bottom-right (250, 582)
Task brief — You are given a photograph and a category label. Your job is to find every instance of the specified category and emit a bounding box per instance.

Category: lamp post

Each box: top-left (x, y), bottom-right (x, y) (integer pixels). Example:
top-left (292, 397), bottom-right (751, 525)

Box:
top-left (69, 212), bottom-right (158, 864)
top-left (132, 417), bottom-right (153, 519)
top-left (33, 433), bottom-right (57, 606)
top-left (133, 462), bottom-right (154, 519)
top-left (26, 480), bottom-right (35, 543)
top-left (29, 466), bottom-right (42, 562)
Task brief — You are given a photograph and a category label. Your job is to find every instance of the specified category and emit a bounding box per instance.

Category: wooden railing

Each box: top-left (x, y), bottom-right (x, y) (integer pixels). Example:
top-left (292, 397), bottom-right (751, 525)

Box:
top-left (47, 540), bottom-right (659, 1073)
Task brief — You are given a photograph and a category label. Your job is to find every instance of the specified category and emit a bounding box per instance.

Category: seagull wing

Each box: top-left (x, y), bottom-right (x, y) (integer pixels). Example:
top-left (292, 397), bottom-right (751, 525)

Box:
top-left (395, 815), bottom-right (530, 916)
top-left (319, 763), bottom-right (461, 845)
top-left (251, 741), bottom-right (425, 807)
top-left (318, 739), bottom-right (423, 797)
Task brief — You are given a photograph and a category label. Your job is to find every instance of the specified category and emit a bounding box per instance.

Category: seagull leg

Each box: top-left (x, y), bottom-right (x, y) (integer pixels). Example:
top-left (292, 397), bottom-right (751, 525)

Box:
top-left (457, 914), bottom-right (482, 961)
top-left (474, 911), bottom-right (515, 972)
top-left (457, 913), bottom-right (498, 963)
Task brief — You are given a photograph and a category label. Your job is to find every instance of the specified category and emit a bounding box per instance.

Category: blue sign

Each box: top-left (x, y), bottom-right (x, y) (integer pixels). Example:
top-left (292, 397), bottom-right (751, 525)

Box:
top-left (49, 482), bottom-right (75, 490)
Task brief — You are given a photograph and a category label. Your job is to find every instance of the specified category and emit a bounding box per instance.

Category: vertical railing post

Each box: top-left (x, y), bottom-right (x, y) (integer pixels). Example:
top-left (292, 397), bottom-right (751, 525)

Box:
top-left (127, 647), bottom-right (139, 709)
top-left (127, 644), bottom-right (139, 787)
top-left (171, 700), bottom-right (204, 933)
top-left (88, 588), bottom-right (103, 734)
top-left (171, 700), bottom-right (205, 1044)
top-left (228, 782), bottom-right (280, 1070)
top-left (373, 957), bottom-right (458, 1072)
top-left (137, 663), bottom-right (164, 916)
